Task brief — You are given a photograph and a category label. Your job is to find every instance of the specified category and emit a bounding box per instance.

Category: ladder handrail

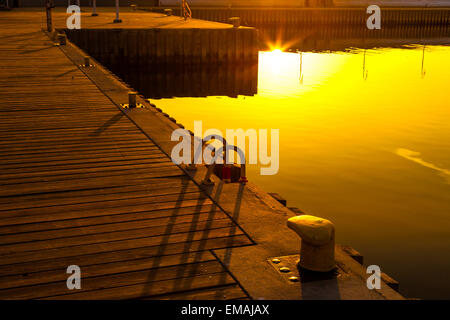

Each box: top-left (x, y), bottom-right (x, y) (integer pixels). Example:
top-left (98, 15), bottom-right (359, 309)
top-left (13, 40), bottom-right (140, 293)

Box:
top-left (191, 134), bottom-right (247, 185)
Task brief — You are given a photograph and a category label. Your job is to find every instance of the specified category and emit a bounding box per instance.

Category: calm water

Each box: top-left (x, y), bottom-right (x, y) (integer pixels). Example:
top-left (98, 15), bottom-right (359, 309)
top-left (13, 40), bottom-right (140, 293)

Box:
top-left (102, 26), bottom-right (450, 299)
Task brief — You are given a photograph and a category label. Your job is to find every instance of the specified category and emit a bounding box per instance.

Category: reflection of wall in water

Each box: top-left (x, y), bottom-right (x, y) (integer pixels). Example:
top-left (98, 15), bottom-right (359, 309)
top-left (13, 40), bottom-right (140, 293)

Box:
top-left (103, 62), bottom-right (258, 99)
top-left (257, 24), bottom-right (450, 51)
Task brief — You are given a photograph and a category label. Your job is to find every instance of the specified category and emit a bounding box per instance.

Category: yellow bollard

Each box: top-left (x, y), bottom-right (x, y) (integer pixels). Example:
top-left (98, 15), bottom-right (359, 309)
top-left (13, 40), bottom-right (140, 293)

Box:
top-left (287, 215), bottom-right (336, 272)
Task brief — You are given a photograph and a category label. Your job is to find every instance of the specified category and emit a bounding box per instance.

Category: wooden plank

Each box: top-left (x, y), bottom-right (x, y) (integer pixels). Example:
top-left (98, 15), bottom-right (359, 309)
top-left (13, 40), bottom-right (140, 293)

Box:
top-left (0, 219), bottom-right (235, 254)
top-left (0, 174), bottom-right (190, 198)
top-left (0, 210), bottom-right (228, 244)
top-left (0, 159), bottom-right (174, 178)
top-left (0, 261), bottom-right (227, 299)
top-left (0, 157), bottom-right (172, 174)
top-left (0, 198), bottom-right (215, 227)
top-left (0, 205), bottom-right (220, 235)
top-left (0, 134), bottom-right (150, 147)
top-left (0, 183), bottom-right (199, 210)
top-left (0, 177), bottom-right (195, 205)
top-left (0, 251), bottom-right (216, 290)
top-left (0, 235), bottom-right (252, 277)
top-left (0, 226), bottom-right (245, 265)
top-left (155, 284), bottom-right (248, 300)
top-left (41, 272), bottom-right (236, 300)
top-left (0, 126), bottom-right (142, 137)
top-left (0, 191), bottom-right (208, 220)
top-left (0, 166), bottom-right (184, 186)
top-left (0, 143), bottom-right (160, 157)
top-left (0, 149), bottom-right (162, 164)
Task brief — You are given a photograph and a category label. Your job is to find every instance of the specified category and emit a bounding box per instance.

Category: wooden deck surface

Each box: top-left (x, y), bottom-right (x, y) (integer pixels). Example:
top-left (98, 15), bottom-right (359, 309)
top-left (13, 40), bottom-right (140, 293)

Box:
top-left (0, 11), bottom-right (252, 299)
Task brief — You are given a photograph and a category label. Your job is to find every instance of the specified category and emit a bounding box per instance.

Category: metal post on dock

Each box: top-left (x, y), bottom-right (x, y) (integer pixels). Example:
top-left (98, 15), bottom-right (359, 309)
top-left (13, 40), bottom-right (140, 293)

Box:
top-left (113, 0), bottom-right (122, 23)
top-left (92, 0), bottom-right (98, 16)
top-left (228, 17), bottom-right (240, 28)
top-left (128, 92), bottom-right (137, 108)
top-left (45, 0), bottom-right (54, 32)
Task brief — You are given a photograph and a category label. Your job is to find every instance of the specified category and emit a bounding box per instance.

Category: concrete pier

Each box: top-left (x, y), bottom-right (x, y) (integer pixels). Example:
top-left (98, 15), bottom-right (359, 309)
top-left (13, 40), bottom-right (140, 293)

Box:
top-left (58, 11), bottom-right (259, 67)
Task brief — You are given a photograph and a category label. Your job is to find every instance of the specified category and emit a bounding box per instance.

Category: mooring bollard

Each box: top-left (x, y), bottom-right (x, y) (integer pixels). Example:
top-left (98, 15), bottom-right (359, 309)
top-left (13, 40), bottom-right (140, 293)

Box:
top-left (58, 34), bottom-right (67, 46)
top-left (228, 17), bottom-right (241, 28)
top-left (164, 9), bottom-right (173, 16)
top-left (83, 56), bottom-right (91, 67)
top-left (128, 92), bottom-right (137, 108)
top-left (287, 215), bottom-right (336, 272)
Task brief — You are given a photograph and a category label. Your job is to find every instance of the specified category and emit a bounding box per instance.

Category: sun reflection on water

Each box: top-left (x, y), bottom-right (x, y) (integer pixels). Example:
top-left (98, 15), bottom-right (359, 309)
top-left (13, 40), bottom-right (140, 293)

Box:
top-left (258, 49), bottom-right (349, 98)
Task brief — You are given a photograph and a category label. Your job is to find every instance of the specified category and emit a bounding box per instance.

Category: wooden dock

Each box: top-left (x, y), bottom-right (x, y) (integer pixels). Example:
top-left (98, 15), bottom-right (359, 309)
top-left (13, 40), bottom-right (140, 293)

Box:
top-left (0, 11), bottom-right (253, 299)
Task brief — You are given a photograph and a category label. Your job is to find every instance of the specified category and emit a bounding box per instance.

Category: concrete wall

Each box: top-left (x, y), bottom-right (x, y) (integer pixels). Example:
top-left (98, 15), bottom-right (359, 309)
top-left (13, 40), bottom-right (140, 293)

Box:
top-left (65, 27), bottom-right (259, 67)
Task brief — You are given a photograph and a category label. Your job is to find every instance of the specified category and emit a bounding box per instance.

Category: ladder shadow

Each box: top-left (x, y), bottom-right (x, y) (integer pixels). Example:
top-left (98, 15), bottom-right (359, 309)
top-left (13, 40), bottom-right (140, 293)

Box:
top-left (89, 112), bottom-right (124, 137)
